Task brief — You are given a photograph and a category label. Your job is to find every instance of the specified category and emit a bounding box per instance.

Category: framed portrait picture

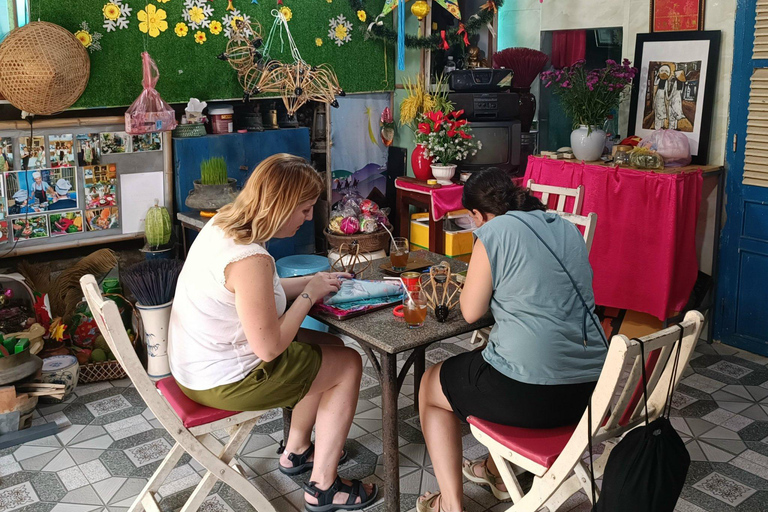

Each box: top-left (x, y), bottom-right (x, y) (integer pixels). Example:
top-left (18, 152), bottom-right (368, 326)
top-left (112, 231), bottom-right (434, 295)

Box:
top-left (627, 31), bottom-right (721, 165)
top-left (650, 0), bottom-right (705, 32)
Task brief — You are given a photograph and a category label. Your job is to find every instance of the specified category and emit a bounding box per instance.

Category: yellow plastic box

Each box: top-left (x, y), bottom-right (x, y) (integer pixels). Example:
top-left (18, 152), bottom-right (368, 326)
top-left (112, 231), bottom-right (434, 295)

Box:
top-left (410, 211), bottom-right (475, 257)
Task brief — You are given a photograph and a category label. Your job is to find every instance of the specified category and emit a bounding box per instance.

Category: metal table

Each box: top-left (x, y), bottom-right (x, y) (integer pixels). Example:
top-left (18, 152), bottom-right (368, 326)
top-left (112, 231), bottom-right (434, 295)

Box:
top-left (311, 252), bottom-right (493, 512)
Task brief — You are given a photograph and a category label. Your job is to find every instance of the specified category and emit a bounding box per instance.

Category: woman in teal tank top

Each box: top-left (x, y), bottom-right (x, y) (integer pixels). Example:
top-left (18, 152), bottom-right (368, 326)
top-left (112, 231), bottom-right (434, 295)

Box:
top-left (416, 169), bottom-right (608, 512)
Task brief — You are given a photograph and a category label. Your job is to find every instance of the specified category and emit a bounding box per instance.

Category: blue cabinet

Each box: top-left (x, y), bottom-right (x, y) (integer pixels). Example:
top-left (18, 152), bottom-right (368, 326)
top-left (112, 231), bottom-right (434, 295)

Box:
top-left (173, 129), bottom-right (315, 259)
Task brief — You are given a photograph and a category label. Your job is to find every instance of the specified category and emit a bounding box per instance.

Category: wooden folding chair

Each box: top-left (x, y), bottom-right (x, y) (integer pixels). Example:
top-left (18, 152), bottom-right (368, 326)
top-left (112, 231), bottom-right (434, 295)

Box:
top-left (469, 211), bottom-right (598, 347)
top-left (527, 179), bottom-right (585, 214)
top-left (80, 275), bottom-right (275, 512)
top-left (468, 310), bottom-right (704, 512)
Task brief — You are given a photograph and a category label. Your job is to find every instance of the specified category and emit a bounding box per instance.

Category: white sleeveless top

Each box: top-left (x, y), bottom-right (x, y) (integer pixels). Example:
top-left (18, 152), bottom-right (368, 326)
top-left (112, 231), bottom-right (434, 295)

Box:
top-left (168, 220), bottom-right (286, 390)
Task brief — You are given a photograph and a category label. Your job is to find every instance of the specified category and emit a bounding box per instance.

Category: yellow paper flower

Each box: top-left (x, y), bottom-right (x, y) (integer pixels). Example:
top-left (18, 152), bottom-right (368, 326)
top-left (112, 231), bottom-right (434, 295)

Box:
top-left (74, 30), bottom-right (92, 48)
top-left (230, 15), bottom-right (244, 28)
top-left (315, 38), bottom-right (323, 46)
top-left (209, 20), bottom-right (222, 35)
top-left (194, 30), bottom-right (207, 44)
top-left (157, 0), bottom-right (170, 3)
top-left (138, 5), bottom-right (168, 38)
top-left (175, 22), bottom-right (188, 37)
top-left (335, 24), bottom-right (348, 42)
top-left (357, 10), bottom-right (366, 22)
top-left (188, 6), bottom-right (205, 25)
top-left (326, 0), bottom-right (332, 3)
top-left (102, 3), bottom-right (121, 20)
top-left (280, 6), bottom-right (292, 21)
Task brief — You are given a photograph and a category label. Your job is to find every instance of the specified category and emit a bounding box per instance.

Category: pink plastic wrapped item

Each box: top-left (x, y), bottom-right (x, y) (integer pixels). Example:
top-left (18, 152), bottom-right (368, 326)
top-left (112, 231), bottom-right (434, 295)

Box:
top-left (125, 52), bottom-right (178, 135)
top-left (639, 129), bottom-right (691, 167)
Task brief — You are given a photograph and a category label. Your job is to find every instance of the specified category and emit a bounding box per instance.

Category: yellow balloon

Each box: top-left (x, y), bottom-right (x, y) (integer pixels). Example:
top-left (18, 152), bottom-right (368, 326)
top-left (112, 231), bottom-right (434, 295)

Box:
top-left (411, 0), bottom-right (430, 21)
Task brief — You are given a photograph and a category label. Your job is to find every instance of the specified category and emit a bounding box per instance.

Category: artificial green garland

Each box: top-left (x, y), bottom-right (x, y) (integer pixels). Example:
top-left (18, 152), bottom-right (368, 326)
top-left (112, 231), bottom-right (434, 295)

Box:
top-left (351, 0), bottom-right (504, 50)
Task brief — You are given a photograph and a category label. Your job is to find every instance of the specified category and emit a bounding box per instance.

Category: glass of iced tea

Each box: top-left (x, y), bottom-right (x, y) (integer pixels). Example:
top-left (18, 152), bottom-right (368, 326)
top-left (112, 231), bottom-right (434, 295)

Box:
top-left (390, 237), bottom-right (409, 272)
top-left (403, 290), bottom-right (427, 329)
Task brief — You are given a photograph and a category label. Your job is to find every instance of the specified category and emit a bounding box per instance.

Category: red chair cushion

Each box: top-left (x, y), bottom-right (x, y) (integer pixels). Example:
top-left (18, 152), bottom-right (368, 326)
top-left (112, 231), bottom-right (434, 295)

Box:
top-left (468, 416), bottom-right (577, 469)
top-left (156, 377), bottom-right (239, 428)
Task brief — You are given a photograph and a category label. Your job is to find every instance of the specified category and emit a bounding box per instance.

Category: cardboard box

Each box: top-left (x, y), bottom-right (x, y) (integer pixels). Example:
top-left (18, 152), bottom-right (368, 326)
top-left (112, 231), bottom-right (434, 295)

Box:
top-left (410, 211), bottom-right (475, 257)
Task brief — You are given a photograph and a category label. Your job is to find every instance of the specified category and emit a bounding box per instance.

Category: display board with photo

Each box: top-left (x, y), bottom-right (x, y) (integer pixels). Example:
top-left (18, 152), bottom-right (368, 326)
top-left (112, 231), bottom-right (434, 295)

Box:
top-left (5, 171), bottom-right (51, 214)
top-left (0, 198), bottom-right (7, 244)
top-left (131, 132), bottom-right (162, 152)
top-left (76, 133), bottom-right (101, 166)
top-left (11, 215), bottom-right (49, 241)
top-left (0, 137), bottom-right (13, 173)
top-left (49, 134), bottom-right (76, 168)
top-left (85, 207), bottom-right (119, 231)
top-left (100, 132), bottom-right (129, 154)
top-left (18, 136), bottom-right (46, 170)
top-left (49, 211), bottom-right (84, 236)
top-left (84, 165), bottom-right (117, 210)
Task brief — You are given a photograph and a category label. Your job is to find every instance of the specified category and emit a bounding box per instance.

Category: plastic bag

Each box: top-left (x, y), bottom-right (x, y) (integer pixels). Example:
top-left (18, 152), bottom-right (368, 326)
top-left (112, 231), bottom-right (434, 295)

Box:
top-left (125, 52), bottom-right (178, 135)
top-left (639, 130), bottom-right (691, 167)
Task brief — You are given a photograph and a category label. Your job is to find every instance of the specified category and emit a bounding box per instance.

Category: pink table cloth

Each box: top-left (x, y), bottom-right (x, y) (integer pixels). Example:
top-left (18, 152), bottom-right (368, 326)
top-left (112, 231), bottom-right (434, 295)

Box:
top-left (395, 179), bottom-right (464, 221)
top-left (524, 156), bottom-right (703, 320)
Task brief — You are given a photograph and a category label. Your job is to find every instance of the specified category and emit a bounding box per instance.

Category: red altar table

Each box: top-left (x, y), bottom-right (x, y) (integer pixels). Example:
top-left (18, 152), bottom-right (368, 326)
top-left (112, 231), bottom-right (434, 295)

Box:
top-left (524, 156), bottom-right (718, 321)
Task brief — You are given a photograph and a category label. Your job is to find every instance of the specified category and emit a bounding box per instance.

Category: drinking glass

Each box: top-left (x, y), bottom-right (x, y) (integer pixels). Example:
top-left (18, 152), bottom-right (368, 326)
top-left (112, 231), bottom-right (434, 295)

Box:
top-left (403, 290), bottom-right (427, 329)
top-left (390, 237), bottom-right (409, 272)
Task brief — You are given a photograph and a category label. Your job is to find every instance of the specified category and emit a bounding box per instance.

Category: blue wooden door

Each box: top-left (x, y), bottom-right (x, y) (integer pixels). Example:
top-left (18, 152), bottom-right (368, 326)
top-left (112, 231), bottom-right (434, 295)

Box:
top-left (716, 0), bottom-right (768, 355)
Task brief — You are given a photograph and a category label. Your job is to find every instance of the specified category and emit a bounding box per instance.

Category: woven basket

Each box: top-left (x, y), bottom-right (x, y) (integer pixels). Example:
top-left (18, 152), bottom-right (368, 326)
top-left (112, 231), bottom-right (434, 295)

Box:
top-left (0, 22), bottom-right (90, 115)
top-left (324, 229), bottom-right (390, 253)
top-left (172, 123), bottom-right (207, 138)
top-left (79, 361), bottom-right (126, 384)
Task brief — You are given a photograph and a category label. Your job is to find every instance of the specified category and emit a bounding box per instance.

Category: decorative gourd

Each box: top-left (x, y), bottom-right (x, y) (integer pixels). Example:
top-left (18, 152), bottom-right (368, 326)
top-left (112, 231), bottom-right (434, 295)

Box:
top-left (145, 201), bottom-right (171, 249)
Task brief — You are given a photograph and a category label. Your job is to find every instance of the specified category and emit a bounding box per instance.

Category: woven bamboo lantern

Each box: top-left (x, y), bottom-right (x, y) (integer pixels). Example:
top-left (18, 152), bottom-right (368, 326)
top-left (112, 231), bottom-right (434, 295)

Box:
top-left (0, 22), bottom-right (90, 115)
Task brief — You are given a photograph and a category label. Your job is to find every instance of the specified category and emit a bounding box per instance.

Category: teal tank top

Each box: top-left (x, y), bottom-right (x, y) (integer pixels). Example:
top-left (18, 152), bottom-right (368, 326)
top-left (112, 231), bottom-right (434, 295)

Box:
top-left (475, 210), bottom-right (607, 385)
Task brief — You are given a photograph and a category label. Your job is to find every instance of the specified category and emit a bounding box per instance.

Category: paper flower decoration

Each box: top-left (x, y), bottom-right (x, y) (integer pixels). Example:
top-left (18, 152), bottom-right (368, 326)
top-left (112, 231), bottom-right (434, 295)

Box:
top-left (75, 21), bottom-right (103, 53)
top-left (183, 0), bottom-right (214, 30)
top-left (175, 22), bottom-right (189, 37)
top-left (138, 5), bottom-right (168, 37)
top-left (209, 20), bottom-right (223, 34)
top-left (194, 30), bottom-right (207, 44)
top-left (328, 14), bottom-right (352, 46)
top-left (222, 10), bottom-right (252, 39)
top-left (102, 0), bottom-right (132, 31)
top-left (315, 37), bottom-right (323, 46)
top-left (157, 0), bottom-right (170, 3)
top-left (280, 6), bottom-right (292, 21)
top-left (357, 10), bottom-right (366, 22)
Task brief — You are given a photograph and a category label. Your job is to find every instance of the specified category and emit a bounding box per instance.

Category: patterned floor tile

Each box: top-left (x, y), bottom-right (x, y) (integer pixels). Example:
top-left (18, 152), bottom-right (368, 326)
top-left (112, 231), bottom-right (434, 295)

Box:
top-left (85, 396), bottom-right (132, 418)
top-left (0, 482), bottom-right (39, 512)
top-left (123, 438), bottom-right (171, 468)
top-left (693, 472), bottom-right (757, 506)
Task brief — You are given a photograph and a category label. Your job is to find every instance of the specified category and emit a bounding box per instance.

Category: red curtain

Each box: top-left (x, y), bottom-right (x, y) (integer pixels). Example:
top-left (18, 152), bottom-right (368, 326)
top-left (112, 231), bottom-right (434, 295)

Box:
top-left (551, 30), bottom-right (587, 69)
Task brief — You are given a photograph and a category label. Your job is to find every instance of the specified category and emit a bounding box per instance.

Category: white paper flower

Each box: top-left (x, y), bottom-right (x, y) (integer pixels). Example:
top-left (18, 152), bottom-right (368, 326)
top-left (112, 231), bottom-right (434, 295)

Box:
top-left (103, 0), bottom-right (132, 32)
top-left (328, 14), bottom-right (352, 47)
top-left (222, 9), bottom-right (253, 39)
top-left (183, 0), bottom-right (215, 30)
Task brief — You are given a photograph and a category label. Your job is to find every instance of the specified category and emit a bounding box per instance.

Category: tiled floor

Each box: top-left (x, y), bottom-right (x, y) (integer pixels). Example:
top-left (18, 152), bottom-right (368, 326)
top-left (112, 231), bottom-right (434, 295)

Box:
top-left (2, 332), bottom-right (768, 512)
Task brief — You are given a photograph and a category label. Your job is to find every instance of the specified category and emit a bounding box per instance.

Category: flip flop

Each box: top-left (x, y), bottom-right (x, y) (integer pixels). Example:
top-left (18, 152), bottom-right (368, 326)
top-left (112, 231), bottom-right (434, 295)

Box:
top-left (462, 459), bottom-right (511, 501)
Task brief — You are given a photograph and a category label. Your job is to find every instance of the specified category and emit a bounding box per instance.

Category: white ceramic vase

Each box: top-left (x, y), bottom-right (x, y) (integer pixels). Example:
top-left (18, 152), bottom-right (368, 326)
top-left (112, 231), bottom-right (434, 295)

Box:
top-left (570, 125), bottom-right (607, 162)
top-left (430, 164), bottom-right (457, 185)
top-left (136, 301), bottom-right (172, 381)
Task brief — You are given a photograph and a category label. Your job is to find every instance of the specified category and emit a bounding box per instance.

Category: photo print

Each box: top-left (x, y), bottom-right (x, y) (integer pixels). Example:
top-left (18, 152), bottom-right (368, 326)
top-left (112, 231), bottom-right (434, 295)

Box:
top-left (0, 198), bottom-right (7, 243)
top-left (100, 132), bottom-right (129, 154)
top-left (0, 137), bottom-right (13, 172)
top-left (45, 168), bottom-right (78, 211)
top-left (76, 133), bottom-right (101, 166)
top-left (642, 60), bottom-right (701, 132)
top-left (12, 215), bottom-right (49, 241)
top-left (5, 171), bottom-right (51, 214)
top-left (49, 134), bottom-right (76, 168)
top-left (84, 164), bottom-right (117, 210)
top-left (86, 207), bottom-right (119, 231)
top-left (19, 136), bottom-right (46, 170)
top-left (49, 211), bottom-right (84, 236)
top-left (131, 132), bottom-right (162, 152)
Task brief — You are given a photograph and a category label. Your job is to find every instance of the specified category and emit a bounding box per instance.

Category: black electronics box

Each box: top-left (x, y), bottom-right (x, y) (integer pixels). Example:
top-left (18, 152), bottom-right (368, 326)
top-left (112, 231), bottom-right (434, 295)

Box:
top-left (448, 92), bottom-right (520, 121)
top-left (448, 69), bottom-right (513, 93)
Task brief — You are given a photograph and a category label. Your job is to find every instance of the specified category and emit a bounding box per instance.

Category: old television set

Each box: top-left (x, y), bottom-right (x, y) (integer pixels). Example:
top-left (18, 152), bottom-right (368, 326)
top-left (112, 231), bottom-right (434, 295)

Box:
top-left (448, 92), bottom-right (524, 176)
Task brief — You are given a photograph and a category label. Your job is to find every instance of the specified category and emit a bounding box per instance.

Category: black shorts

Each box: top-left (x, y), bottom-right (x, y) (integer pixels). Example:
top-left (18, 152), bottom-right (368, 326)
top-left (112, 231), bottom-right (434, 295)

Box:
top-left (439, 350), bottom-right (597, 429)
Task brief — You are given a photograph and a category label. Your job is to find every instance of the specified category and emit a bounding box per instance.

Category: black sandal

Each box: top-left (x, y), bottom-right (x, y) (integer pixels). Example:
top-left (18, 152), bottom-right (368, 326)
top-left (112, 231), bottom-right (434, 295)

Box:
top-left (303, 477), bottom-right (378, 512)
top-left (277, 441), bottom-right (349, 476)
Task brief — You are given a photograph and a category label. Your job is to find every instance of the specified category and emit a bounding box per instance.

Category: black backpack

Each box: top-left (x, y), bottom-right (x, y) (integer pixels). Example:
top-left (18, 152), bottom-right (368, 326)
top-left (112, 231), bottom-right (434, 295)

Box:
top-left (593, 325), bottom-right (690, 512)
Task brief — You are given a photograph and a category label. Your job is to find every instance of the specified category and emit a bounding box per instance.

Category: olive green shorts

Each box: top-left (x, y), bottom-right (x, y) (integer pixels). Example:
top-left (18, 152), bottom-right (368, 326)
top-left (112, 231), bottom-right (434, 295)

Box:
top-left (178, 342), bottom-right (323, 412)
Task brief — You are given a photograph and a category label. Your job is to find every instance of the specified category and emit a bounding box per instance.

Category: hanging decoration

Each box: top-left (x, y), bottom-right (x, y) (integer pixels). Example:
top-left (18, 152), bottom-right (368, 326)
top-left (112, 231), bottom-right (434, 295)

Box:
top-left (328, 14), bottom-right (352, 46)
top-left (355, 0), bottom-right (506, 50)
top-left (74, 21), bottom-right (103, 53)
top-left (222, 9), bottom-right (253, 38)
top-left (380, 107), bottom-right (395, 146)
top-left (102, 0), bottom-right (132, 32)
top-left (379, 0), bottom-right (460, 20)
top-left (365, 107), bottom-right (379, 146)
top-left (183, 0), bottom-right (214, 31)
top-left (410, 0), bottom-right (429, 21)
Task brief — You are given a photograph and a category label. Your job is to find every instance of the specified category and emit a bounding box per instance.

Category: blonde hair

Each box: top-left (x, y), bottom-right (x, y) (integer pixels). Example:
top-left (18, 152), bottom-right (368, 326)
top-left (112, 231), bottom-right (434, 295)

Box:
top-left (214, 154), bottom-right (323, 244)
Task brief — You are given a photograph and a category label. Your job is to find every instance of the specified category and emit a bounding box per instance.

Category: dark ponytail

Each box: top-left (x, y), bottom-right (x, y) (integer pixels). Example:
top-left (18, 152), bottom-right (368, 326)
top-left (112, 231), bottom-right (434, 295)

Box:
top-left (462, 168), bottom-right (545, 216)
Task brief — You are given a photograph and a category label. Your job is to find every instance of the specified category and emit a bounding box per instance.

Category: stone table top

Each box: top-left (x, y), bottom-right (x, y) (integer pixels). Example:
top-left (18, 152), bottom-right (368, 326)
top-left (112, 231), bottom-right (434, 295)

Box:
top-left (177, 211), bottom-right (210, 231)
top-left (311, 251), bottom-right (494, 354)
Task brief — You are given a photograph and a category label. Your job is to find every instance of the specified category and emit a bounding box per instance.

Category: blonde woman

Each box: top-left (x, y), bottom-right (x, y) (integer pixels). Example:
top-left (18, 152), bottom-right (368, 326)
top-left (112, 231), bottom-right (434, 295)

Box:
top-left (168, 154), bottom-right (377, 512)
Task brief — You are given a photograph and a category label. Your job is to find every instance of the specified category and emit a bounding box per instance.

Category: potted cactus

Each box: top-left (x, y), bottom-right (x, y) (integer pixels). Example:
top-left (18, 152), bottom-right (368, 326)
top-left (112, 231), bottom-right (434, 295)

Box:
top-left (185, 157), bottom-right (238, 217)
top-left (142, 201), bottom-right (173, 259)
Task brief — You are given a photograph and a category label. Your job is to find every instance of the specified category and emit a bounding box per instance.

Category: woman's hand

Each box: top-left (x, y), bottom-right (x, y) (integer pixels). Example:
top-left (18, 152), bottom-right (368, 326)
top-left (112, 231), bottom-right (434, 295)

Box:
top-left (303, 272), bottom-right (351, 304)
